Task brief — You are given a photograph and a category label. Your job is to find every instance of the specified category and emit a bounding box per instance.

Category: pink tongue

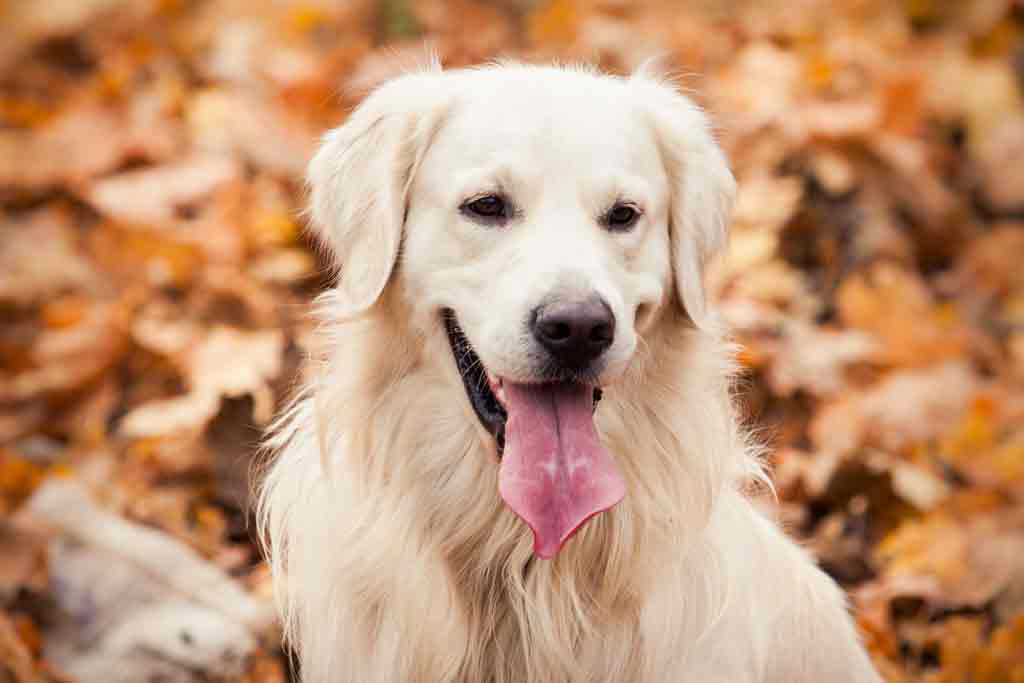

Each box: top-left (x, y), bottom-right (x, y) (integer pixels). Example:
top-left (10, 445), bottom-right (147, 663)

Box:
top-left (498, 382), bottom-right (626, 559)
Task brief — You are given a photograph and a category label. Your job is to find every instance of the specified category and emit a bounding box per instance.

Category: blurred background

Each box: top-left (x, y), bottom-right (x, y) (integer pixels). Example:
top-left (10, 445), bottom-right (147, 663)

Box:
top-left (1, 0), bottom-right (1023, 681)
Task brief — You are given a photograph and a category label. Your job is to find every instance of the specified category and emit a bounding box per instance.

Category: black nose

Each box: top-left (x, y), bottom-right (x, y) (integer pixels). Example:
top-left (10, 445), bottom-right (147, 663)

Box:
top-left (532, 296), bottom-right (615, 369)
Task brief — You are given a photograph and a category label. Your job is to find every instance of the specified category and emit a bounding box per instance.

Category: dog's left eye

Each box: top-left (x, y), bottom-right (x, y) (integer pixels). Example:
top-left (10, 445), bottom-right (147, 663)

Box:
top-left (462, 195), bottom-right (509, 223)
top-left (603, 203), bottom-right (641, 231)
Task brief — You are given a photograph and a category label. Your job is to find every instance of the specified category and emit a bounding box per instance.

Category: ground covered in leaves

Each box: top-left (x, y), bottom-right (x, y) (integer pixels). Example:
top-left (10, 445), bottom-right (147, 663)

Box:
top-left (1, 0), bottom-right (1023, 681)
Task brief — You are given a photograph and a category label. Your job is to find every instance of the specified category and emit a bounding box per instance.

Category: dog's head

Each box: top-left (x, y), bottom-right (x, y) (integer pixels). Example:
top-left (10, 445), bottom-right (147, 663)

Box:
top-left (307, 63), bottom-right (735, 558)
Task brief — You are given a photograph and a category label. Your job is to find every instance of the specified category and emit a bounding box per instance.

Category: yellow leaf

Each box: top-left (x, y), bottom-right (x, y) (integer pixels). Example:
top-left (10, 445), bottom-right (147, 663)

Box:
top-left (932, 615), bottom-right (1024, 682)
top-left (876, 513), bottom-right (967, 585)
top-left (0, 96), bottom-right (52, 127)
top-left (248, 210), bottom-right (299, 247)
top-left (528, 0), bottom-right (578, 46)
top-left (41, 295), bottom-right (87, 329)
top-left (805, 56), bottom-right (834, 90)
top-left (194, 503), bottom-right (227, 538)
top-left (943, 396), bottom-right (997, 460)
top-left (0, 452), bottom-right (46, 509)
top-left (971, 18), bottom-right (1023, 58)
top-left (905, 0), bottom-right (939, 23)
top-left (288, 4), bottom-right (330, 35)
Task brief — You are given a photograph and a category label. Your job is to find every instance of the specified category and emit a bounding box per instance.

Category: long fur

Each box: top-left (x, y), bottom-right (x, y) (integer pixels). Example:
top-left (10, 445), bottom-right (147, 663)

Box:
top-left (256, 63), bottom-right (880, 683)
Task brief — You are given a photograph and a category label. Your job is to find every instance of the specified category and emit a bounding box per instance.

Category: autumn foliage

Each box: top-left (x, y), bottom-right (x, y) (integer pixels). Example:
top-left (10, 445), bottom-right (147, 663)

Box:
top-left (1, 1), bottom-right (1023, 681)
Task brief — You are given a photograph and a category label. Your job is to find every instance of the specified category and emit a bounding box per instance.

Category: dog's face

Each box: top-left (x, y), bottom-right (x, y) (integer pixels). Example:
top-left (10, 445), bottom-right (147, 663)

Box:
top-left (404, 71), bottom-right (671, 388)
top-left (307, 64), bottom-right (735, 557)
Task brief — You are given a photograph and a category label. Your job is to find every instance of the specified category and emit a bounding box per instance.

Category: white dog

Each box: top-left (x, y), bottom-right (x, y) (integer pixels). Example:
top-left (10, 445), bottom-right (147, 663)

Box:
top-left (257, 62), bottom-right (880, 682)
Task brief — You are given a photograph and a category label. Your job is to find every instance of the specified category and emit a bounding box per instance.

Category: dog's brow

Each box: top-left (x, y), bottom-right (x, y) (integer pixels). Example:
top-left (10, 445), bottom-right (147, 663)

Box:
top-left (454, 165), bottom-right (521, 202)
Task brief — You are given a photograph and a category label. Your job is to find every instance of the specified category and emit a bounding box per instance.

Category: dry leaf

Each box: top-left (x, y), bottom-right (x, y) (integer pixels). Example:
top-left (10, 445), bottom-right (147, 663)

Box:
top-left (85, 155), bottom-right (241, 225)
top-left (768, 322), bottom-right (879, 398)
top-left (0, 302), bottom-right (125, 403)
top-left (811, 361), bottom-right (979, 456)
top-left (120, 326), bottom-right (284, 438)
top-left (837, 263), bottom-right (969, 367)
top-left (0, 210), bottom-right (99, 305)
top-left (2, 1), bottom-right (1023, 678)
top-left (0, 611), bottom-right (41, 683)
top-left (187, 88), bottom-right (315, 177)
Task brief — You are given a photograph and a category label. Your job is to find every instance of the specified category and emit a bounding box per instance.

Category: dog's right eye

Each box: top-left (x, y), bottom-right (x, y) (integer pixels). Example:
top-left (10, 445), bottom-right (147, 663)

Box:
top-left (461, 195), bottom-right (509, 223)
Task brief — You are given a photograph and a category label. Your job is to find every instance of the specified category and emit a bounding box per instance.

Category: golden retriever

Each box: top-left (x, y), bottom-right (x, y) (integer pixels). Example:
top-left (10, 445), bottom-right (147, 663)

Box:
top-left (257, 62), bottom-right (880, 682)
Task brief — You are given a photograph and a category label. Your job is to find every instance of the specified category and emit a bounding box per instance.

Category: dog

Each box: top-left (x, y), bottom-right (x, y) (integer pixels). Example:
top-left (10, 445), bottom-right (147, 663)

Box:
top-left (256, 62), bottom-right (881, 682)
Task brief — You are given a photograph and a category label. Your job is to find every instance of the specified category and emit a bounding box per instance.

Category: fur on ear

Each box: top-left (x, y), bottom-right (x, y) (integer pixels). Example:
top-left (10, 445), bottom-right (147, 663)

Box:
top-left (630, 71), bottom-right (736, 331)
top-left (307, 70), bottom-right (451, 318)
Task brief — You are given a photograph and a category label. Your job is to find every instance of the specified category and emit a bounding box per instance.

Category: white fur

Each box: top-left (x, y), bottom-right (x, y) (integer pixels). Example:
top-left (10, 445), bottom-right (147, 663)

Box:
top-left (257, 63), bottom-right (880, 682)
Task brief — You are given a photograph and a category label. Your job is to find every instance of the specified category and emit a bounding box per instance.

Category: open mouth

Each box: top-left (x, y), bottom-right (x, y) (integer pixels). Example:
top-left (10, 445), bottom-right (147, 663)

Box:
top-left (442, 308), bottom-right (624, 559)
top-left (442, 309), bottom-right (603, 456)
top-left (443, 309), bottom-right (508, 454)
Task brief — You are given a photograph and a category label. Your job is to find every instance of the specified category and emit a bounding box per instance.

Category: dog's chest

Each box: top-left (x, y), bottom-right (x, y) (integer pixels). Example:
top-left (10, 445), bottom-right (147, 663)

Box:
top-left (447, 570), bottom-right (651, 683)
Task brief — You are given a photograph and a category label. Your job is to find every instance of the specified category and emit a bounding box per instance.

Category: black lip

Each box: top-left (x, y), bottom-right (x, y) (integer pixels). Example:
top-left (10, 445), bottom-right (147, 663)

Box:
top-left (443, 309), bottom-right (507, 455)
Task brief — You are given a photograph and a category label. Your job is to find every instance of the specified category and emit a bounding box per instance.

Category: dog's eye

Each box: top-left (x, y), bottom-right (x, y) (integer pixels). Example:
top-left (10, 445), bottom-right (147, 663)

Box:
top-left (603, 203), bottom-right (641, 231)
top-left (462, 195), bottom-right (509, 222)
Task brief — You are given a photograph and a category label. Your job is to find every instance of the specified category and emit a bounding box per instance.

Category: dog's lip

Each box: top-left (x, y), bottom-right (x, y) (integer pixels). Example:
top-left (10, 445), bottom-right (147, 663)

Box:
top-left (487, 374), bottom-right (507, 410)
top-left (443, 309), bottom-right (508, 454)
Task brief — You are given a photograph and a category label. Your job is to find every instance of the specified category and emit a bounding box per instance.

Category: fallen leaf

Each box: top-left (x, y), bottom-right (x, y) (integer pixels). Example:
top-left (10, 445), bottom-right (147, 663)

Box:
top-left (528, 0), bottom-right (579, 46)
top-left (188, 327), bottom-right (284, 423)
top-left (0, 302), bottom-right (126, 404)
top-left (187, 88), bottom-right (316, 178)
top-left (811, 361), bottom-right (980, 456)
top-left (837, 263), bottom-right (969, 367)
top-left (0, 610), bottom-right (41, 683)
top-left (768, 322), bottom-right (879, 398)
top-left (85, 155), bottom-right (241, 225)
top-left (0, 210), bottom-right (100, 305)
top-left (249, 248), bottom-right (317, 284)
top-left (928, 615), bottom-right (1024, 683)
top-left (119, 393), bottom-right (220, 440)
top-left (120, 326), bottom-right (284, 438)
top-left (803, 98), bottom-right (882, 140)
top-left (0, 522), bottom-right (49, 601)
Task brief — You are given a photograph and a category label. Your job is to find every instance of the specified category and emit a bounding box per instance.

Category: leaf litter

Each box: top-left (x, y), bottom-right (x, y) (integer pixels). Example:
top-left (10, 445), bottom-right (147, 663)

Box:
top-left (1, 0), bottom-right (1023, 680)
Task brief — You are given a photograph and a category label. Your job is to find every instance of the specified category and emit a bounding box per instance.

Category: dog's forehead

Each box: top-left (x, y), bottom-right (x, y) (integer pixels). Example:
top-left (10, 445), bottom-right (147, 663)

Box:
top-left (433, 70), bottom-right (660, 173)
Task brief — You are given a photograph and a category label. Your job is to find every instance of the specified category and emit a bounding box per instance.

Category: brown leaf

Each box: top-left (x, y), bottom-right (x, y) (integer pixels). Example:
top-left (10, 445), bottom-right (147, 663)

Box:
top-left (0, 301), bottom-right (126, 403)
top-left (768, 322), bottom-right (879, 398)
top-left (837, 263), bottom-right (969, 367)
top-left (953, 223), bottom-right (1024, 299)
top-left (928, 615), bottom-right (1024, 683)
top-left (0, 522), bottom-right (49, 601)
top-left (186, 89), bottom-right (316, 178)
top-left (877, 504), bottom-right (1024, 609)
top-left (84, 155), bottom-right (241, 225)
top-left (802, 98), bottom-right (883, 140)
top-left (0, 104), bottom-right (168, 195)
top-left (248, 248), bottom-right (317, 285)
top-left (0, 210), bottom-right (100, 305)
top-left (118, 394), bottom-right (221, 440)
top-left (810, 361), bottom-right (980, 456)
top-left (188, 327), bottom-right (284, 421)
top-left (0, 610), bottom-right (42, 683)
top-left (120, 326), bottom-right (284, 438)
top-left (527, 0), bottom-right (580, 46)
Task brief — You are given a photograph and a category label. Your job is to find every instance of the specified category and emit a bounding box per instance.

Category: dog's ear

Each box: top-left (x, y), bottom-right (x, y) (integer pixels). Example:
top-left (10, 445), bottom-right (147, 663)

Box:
top-left (307, 71), bottom-right (450, 318)
top-left (633, 74), bottom-right (736, 331)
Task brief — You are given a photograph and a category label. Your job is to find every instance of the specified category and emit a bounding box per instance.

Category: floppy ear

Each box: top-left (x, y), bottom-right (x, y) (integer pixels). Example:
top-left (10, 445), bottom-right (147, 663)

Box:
top-left (307, 72), bottom-right (451, 318)
top-left (633, 75), bottom-right (736, 330)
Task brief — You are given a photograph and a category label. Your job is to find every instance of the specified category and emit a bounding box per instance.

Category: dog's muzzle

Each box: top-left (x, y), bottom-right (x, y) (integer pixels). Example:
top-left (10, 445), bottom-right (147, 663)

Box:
top-left (442, 307), bottom-right (625, 560)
